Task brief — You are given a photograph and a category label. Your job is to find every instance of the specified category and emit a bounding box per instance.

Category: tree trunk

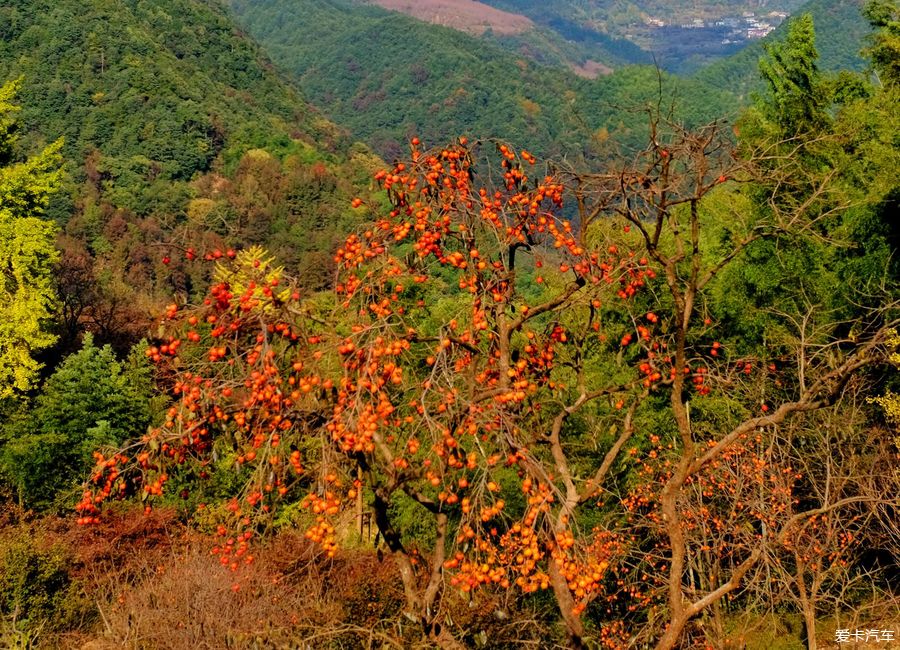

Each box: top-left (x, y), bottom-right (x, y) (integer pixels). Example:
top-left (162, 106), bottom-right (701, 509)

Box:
top-left (711, 597), bottom-right (726, 649)
top-left (797, 574), bottom-right (817, 650)
top-left (371, 488), bottom-right (422, 618)
top-left (655, 616), bottom-right (688, 650)
top-left (548, 560), bottom-right (588, 649)
top-left (803, 605), bottom-right (818, 650)
top-left (355, 467), bottom-right (364, 539)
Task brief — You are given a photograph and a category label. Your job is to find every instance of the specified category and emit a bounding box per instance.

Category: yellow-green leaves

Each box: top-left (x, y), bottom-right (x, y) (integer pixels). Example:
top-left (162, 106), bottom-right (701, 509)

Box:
top-left (0, 79), bottom-right (64, 399)
top-left (868, 330), bottom-right (900, 446)
top-left (213, 245), bottom-right (290, 308)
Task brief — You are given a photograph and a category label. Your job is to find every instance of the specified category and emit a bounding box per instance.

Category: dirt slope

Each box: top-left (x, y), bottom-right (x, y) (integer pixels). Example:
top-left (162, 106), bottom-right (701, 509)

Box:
top-left (368, 0), bottom-right (534, 35)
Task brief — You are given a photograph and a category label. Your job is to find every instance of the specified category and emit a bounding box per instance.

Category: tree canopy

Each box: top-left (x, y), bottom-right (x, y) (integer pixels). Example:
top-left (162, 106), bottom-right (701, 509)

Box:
top-left (0, 78), bottom-right (63, 400)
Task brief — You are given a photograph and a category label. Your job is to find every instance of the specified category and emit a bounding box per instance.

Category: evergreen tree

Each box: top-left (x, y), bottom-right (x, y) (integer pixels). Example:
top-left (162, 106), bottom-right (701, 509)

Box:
top-left (864, 0), bottom-right (900, 85)
top-left (0, 335), bottom-right (153, 508)
top-left (758, 13), bottom-right (828, 136)
top-left (717, 8), bottom-right (898, 352)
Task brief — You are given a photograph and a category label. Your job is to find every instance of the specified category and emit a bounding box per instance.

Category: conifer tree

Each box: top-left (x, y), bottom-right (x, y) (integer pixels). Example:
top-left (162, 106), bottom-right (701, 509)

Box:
top-left (0, 334), bottom-right (153, 508)
top-left (758, 14), bottom-right (828, 136)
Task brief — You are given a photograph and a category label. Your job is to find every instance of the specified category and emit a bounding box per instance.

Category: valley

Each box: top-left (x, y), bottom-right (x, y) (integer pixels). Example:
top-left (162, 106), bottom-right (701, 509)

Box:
top-left (225, 0), bottom-right (735, 161)
top-left (322, 0), bottom-right (868, 77)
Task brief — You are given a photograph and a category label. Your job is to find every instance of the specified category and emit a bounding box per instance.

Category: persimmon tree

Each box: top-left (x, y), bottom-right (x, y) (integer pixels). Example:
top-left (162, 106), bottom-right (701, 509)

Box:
top-left (621, 378), bottom-right (900, 649)
top-left (560, 116), bottom-right (897, 647)
top-left (81, 123), bottom-right (896, 648)
top-left (762, 401), bottom-right (897, 650)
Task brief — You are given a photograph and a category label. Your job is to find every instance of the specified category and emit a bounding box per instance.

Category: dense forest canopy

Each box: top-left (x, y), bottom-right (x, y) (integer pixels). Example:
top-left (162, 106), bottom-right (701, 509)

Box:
top-left (0, 0), bottom-right (388, 355)
top-left (0, 0), bottom-right (898, 648)
top-left (225, 0), bottom-right (737, 161)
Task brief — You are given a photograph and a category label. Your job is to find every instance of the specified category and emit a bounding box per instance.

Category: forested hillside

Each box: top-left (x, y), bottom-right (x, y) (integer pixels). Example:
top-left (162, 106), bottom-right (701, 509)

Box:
top-left (358, 0), bottom-right (808, 73)
top-left (1, 0), bottom-right (898, 648)
top-left (0, 0), bottom-right (381, 352)
top-left (226, 0), bottom-right (735, 160)
top-left (359, 0), bottom-right (837, 76)
top-left (1, 0), bottom-right (341, 212)
top-left (365, 0), bottom-right (653, 72)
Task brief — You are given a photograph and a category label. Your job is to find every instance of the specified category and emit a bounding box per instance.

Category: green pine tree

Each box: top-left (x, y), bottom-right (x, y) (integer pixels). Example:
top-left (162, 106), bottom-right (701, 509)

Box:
top-left (758, 14), bottom-right (829, 136)
top-left (0, 335), bottom-right (154, 509)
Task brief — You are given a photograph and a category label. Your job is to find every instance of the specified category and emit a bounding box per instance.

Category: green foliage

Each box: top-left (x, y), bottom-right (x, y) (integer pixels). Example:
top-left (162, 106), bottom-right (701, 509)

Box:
top-left (864, 0), bottom-right (900, 83)
top-left (0, 0), bottom-right (895, 644)
top-left (0, 0), bottom-right (384, 354)
top-left (759, 14), bottom-right (828, 134)
top-left (695, 0), bottom-right (872, 98)
top-left (0, 78), bottom-right (63, 401)
top-left (0, 335), bottom-right (154, 509)
top-left (0, 539), bottom-right (86, 634)
top-left (0, 0), bottom-right (344, 215)
top-left (0, 0), bottom-right (377, 307)
top-left (225, 0), bottom-right (735, 160)
top-left (869, 329), bottom-right (900, 447)
top-left (709, 5), bottom-right (899, 359)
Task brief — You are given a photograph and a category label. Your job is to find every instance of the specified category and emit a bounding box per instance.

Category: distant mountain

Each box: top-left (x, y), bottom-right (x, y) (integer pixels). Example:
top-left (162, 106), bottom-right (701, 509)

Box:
top-left (360, 0), bottom-right (653, 73)
top-left (417, 0), bottom-right (808, 72)
top-left (334, 1), bottom-right (874, 77)
top-left (225, 0), bottom-right (735, 161)
top-left (694, 0), bottom-right (871, 98)
top-left (481, 0), bottom-right (807, 26)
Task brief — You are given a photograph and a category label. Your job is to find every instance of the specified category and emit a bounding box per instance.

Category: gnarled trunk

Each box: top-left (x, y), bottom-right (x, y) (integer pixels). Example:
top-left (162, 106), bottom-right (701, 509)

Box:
top-left (549, 559), bottom-right (587, 649)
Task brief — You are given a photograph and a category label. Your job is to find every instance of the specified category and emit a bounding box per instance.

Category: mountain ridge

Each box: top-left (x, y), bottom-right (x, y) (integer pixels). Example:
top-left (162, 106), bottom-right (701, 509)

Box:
top-left (225, 0), bottom-right (735, 161)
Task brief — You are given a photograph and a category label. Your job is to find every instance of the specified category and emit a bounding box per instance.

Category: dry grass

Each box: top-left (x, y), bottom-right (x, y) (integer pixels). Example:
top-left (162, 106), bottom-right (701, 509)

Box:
top-left (0, 505), bottom-right (556, 648)
top-left (72, 531), bottom-right (410, 649)
top-left (570, 59), bottom-right (614, 79)
top-left (367, 0), bottom-right (533, 36)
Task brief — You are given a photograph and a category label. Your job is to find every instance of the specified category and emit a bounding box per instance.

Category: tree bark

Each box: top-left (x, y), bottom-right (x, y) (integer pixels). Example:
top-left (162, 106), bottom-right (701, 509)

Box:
top-left (797, 571), bottom-right (818, 650)
top-left (548, 560), bottom-right (587, 649)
